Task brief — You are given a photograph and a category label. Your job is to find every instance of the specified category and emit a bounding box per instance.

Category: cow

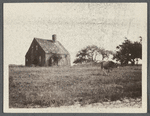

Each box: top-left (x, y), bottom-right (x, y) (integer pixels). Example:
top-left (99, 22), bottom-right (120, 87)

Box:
top-left (100, 61), bottom-right (119, 76)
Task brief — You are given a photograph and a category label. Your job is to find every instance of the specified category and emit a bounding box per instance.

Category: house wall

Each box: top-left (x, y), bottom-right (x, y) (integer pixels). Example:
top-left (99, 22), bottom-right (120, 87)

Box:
top-left (25, 39), bottom-right (45, 66)
top-left (66, 54), bottom-right (71, 66)
top-left (25, 38), bottom-right (71, 67)
top-left (58, 55), bottom-right (65, 66)
top-left (45, 54), bottom-right (71, 66)
top-left (58, 54), bottom-right (70, 66)
top-left (45, 53), bottom-right (53, 66)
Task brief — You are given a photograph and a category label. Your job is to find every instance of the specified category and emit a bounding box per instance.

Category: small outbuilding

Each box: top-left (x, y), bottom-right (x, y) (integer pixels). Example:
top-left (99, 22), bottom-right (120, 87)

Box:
top-left (25, 34), bottom-right (70, 66)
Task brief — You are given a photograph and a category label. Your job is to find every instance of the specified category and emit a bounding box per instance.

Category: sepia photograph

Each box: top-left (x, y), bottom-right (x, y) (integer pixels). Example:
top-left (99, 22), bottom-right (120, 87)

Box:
top-left (3, 3), bottom-right (147, 113)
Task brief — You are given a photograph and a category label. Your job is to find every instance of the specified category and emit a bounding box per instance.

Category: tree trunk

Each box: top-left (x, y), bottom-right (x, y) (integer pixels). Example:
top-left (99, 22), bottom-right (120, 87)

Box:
top-left (120, 60), bottom-right (124, 66)
top-left (94, 53), bottom-right (97, 61)
top-left (136, 58), bottom-right (139, 65)
top-left (91, 53), bottom-right (94, 62)
top-left (102, 56), bottom-right (104, 61)
top-left (131, 59), bottom-right (135, 65)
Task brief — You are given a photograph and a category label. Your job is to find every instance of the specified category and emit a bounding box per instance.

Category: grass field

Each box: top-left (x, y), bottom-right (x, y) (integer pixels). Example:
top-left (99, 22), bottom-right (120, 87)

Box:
top-left (9, 64), bottom-right (142, 108)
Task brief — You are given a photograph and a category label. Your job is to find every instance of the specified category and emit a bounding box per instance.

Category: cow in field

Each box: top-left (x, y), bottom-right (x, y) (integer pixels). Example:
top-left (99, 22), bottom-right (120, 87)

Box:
top-left (100, 61), bottom-right (119, 76)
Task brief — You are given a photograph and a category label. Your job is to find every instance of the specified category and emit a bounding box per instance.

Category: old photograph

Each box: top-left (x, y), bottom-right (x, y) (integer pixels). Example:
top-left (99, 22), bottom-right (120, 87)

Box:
top-left (4, 3), bottom-right (147, 113)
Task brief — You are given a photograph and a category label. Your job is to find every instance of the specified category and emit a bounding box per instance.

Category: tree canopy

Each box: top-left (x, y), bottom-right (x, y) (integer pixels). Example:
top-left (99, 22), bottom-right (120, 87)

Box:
top-left (113, 37), bottom-right (142, 65)
top-left (73, 45), bottom-right (113, 64)
top-left (73, 37), bottom-right (142, 65)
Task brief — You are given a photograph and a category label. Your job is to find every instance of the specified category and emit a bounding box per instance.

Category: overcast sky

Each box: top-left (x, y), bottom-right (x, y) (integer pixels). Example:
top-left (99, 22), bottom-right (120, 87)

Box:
top-left (4, 3), bottom-right (147, 65)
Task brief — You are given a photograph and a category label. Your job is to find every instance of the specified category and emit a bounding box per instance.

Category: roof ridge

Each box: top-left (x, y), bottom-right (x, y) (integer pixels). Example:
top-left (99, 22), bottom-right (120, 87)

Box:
top-left (34, 37), bottom-right (52, 41)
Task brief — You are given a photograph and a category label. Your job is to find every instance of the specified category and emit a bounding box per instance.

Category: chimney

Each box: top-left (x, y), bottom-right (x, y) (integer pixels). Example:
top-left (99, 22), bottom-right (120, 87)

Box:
top-left (52, 34), bottom-right (57, 42)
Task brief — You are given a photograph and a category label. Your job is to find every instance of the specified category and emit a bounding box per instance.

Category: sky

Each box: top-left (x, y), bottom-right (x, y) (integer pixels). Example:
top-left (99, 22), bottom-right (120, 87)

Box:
top-left (4, 3), bottom-right (147, 65)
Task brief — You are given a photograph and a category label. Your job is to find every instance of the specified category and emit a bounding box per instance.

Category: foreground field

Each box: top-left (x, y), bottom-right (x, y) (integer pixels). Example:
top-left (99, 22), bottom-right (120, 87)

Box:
top-left (9, 65), bottom-right (142, 108)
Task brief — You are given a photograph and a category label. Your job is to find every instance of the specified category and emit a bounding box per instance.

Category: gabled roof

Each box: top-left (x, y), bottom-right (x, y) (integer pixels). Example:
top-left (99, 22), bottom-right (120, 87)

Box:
top-left (34, 38), bottom-right (69, 55)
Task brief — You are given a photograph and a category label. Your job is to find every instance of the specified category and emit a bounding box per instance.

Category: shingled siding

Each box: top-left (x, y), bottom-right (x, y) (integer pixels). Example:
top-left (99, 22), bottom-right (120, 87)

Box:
top-left (45, 54), bottom-right (53, 66)
top-left (58, 54), bottom-right (70, 66)
top-left (25, 39), bottom-right (45, 66)
top-left (45, 54), bottom-right (70, 66)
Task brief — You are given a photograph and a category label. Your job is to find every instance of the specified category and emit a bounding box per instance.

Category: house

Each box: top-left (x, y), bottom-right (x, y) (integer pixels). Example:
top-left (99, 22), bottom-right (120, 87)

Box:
top-left (25, 34), bottom-right (70, 66)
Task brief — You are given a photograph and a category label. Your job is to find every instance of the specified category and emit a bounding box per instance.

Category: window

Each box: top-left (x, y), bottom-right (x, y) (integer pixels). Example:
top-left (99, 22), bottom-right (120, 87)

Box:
top-left (26, 59), bottom-right (28, 62)
top-left (36, 45), bottom-right (38, 50)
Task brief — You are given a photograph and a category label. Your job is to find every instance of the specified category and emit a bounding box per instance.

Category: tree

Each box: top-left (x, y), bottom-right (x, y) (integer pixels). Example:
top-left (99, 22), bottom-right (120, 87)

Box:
top-left (131, 41), bottom-right (142, 64)
top-left (86, 45), bottom-right (113, 61)
top-left (113, 37), bottom-right (142, 65)
top-left (86, 45), bottom-right (99, 61)
top-left (97, 48), bottom-right (113, 60)
top-left (73, 45), bottom-right (100, 64)
top-left (73, 45), bottom-right (113, 64)
top-left (73, 47), bottom-right (90, 64)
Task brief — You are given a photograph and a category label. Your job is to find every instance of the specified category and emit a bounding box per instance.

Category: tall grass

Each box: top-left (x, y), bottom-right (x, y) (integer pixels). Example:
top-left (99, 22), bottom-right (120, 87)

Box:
top-left (9, 65), bottom-right (142, 108)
